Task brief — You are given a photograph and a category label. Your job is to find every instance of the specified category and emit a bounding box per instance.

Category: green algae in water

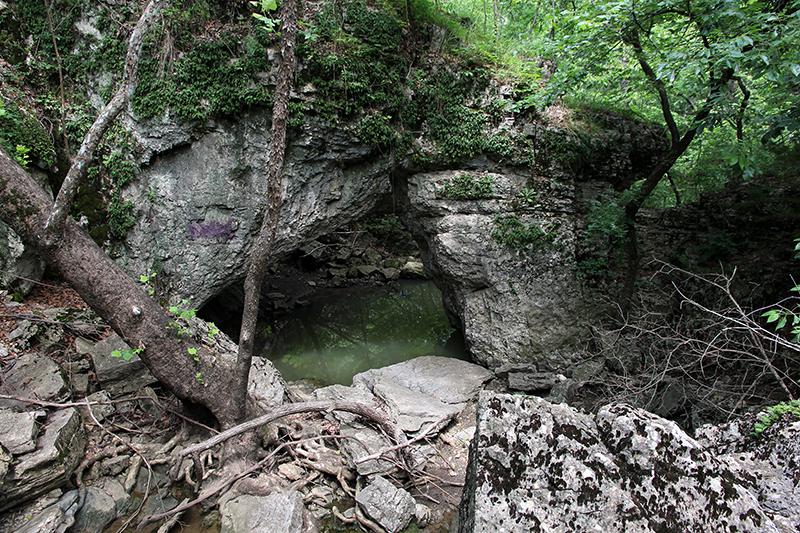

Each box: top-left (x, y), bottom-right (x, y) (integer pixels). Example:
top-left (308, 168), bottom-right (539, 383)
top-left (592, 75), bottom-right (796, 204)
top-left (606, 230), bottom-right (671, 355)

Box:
top-left (256, 281), bottom-right (465, 385)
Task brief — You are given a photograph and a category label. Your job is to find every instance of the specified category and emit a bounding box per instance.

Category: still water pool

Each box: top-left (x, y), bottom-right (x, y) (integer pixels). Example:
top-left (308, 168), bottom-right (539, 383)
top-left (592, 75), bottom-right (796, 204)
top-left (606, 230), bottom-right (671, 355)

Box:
top-left (254, 280), bottom-right (466, 386)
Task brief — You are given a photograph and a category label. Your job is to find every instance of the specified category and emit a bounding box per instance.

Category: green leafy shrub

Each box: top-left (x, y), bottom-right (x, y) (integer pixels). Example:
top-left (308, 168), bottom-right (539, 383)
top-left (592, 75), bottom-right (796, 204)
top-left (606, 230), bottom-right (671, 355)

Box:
top-left (441, 174), bottom-right (494, 200)
top-left (428, 105), bottom-right (487, 160)
top-left (753, 400), bottom-right (800, 435)
top-left (492, 215), bottom-right (556, 251)
top-left (360, 114), bottom-right (397, 148)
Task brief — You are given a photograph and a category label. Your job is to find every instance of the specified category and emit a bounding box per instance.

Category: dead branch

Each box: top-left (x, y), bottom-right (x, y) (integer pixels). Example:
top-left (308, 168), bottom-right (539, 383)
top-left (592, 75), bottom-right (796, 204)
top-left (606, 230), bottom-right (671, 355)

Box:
top-left (355, 412), bottom-right (454, 467)
top-left (179, 400), bottom-right (406, 460)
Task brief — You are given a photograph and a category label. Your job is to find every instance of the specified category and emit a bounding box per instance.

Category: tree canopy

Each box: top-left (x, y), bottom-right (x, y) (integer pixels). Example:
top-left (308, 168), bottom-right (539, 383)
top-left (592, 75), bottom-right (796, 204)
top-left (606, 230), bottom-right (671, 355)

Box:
top-left (445, 0), bottom-right (800, 200)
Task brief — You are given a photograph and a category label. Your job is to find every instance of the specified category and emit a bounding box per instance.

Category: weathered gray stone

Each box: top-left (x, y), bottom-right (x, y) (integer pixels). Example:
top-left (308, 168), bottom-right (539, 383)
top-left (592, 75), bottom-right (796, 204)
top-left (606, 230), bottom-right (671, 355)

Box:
top-left (118, 114), bottom-right (391, 308)
top-left (372, 378), bottom-right (463, 434)
top-left (0, 444), bottom-right (10, 487)
top-left (404, 171), bottom-right (591, 372)
top-left (459, 392), bottom-right (780, 533)
top-left (0, 409), bottom-right (44, 455)
top-left (363, 248), bottom-right (382, 265)
top-left (11, 489), bottom-right (79, 533)
top-left (313, 384), bottom-right (377, 424)
top-left (400, 261), bottom-right (425, 278)
top-left (86, 334), bottom-right (156, 396)
top-left (1, 353), bottom-right (68, 406)
top-left (248, 356), bottom-right (286, 407)
top-left (79, 391), bottom-right (115, 424)
top-left (72, 486), bottom-right (117, 533)
top-left (0, 408), bottom-right (86, 512)
top-left (378, 267), bottom-right (401, 281)
top-left (356, 476), bottom-right (415, 533)
top-left (339, 423), bottom-right (395, 476)
top-left (221, 491), bottom-right (306, 533)
top-left (0, 221), bottom-right (44, 296)
top-left (356, 265), bottom-right (379, 277)
top-left (353, 356), bottom-right (492, 405)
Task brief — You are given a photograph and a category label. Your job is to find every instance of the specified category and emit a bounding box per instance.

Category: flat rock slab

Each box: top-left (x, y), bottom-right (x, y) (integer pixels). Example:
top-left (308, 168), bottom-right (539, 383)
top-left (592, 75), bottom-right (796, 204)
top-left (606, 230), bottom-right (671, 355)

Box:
top-left (373, 378), bottom-right (463, 434)
top-left (221, 491), bottom-right (306, 533)
top-left (0, 409), bottom-right (44, 455)
top-left (1, 353), bottom-right (67, 407)
top-left (459, 392), bottom-right (781, 533)
top-left (356, 475), bottom-right (416, 533)
top-left (0, 408), bottom-right (86, 512)
top-left (353, 356), bottom-right (492, 404)
top-left (84, 334), bottom-right (156, 396)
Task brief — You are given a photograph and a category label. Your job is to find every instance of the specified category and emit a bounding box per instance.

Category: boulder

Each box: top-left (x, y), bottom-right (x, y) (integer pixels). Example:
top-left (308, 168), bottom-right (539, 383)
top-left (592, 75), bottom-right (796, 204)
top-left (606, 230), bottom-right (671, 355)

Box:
top-left (313, 384), bottom-right (377, 424)
top-left (221, 491), bottom-right (307, 533)
top-left (353, 356), bottom-right (492, 405)
top-left (1, 353), bottom-right (68, 407)
top-left (402, 170), bottom-right (592, 372)
top-left (400, 261), bottom-right (425, 278)
top-left (0, 409), bottom-right (44, 455)
top-left (72, 486), bottom-right (118, 533)
top-left (0, 221), bottom-right (44, 296)
top-left (248, 357), bottom-right (286, 407)
top-left (459, 392), bottom-right (782, 533)
top-left (9, 489), bottom-right (80, 533)
top-left (0, 408), bottom-right (86, 512)
top-left (339, 423), bottom-right (396, 476)
top-left (84, 334), bottom-right (156, 396)
top-left (356, 475), bottom-right (416, 533)
top-left (372, 378), bottom-right (463, 434)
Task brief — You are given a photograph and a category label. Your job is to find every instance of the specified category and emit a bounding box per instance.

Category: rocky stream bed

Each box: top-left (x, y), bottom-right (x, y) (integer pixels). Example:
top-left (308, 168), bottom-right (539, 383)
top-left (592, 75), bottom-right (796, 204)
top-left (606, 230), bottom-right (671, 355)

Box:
top-left (1, 266), bottom-right (800, 533)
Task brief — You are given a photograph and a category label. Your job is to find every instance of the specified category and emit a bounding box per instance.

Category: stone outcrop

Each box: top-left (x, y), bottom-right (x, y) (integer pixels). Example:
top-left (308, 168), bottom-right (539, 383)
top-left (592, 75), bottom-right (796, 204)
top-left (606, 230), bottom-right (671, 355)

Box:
top-left (118, 114), bottom-right (393, 306)
top-left (459, 392), bottom-right (796, 533)
top-left (0, 408), bottom-right (86, 512)
top-left (400, 170), bottom-right (590, 370)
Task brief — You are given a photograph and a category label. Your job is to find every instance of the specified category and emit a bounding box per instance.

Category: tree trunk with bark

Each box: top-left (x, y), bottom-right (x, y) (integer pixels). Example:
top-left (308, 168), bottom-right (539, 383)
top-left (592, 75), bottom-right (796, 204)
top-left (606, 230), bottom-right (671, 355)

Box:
top-left (235, 0), bottom-right (299, 420)
top-left (0, 0), bottom-right (257, 430)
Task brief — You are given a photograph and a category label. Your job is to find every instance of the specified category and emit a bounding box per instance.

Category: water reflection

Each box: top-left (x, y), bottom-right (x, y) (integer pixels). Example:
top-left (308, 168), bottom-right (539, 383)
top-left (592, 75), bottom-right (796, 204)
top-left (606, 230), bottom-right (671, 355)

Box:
top-left (255, 281), bottom-right (464, 385)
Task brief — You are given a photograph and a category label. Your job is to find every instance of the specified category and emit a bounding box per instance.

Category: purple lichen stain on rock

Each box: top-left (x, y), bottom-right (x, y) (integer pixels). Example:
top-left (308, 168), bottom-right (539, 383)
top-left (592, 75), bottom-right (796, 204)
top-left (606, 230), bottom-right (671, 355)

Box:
top-left (186, 220), bottom-right (237, 243)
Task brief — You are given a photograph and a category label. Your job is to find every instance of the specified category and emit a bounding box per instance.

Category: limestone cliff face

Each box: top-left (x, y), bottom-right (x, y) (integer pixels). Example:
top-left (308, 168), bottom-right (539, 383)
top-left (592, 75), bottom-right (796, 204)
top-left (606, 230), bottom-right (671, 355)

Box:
top-left (399, 169), bottom-right (588, 370)
top-left (108, 103), bottom-right (664, 371)
top-left (116, 113), bottom-right (392, 305)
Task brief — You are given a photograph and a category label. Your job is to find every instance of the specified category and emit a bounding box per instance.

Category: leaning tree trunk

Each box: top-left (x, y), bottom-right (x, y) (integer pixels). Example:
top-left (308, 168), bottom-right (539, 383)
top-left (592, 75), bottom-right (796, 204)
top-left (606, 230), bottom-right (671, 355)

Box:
top-left (0, 0), bottom-right (251, 430)
top-left (0, 147), bottom-right (247, 427)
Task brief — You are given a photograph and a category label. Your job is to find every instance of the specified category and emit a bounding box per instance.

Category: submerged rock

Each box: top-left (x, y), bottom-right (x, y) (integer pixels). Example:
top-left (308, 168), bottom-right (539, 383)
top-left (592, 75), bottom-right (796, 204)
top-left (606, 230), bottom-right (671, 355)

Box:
top-left (459, 392), bottom-right (784, 533)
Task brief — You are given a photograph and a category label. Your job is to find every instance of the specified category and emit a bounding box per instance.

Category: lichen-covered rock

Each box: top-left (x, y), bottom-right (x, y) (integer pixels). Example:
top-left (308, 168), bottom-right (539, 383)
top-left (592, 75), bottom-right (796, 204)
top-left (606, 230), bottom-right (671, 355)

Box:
top-left (459, 392), bottom-right (781, 533)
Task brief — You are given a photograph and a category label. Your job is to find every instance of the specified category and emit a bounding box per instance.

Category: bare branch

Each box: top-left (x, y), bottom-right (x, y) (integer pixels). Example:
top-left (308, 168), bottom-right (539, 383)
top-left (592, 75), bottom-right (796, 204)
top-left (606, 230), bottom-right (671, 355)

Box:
top-left (45, 0), bottom-right (169, 238)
